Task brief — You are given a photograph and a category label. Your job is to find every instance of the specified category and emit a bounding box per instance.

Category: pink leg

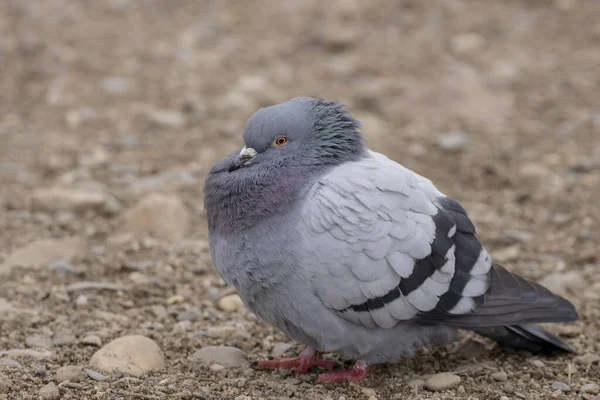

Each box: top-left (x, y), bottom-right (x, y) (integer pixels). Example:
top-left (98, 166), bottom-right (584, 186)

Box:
top-left (253, 347), bottom-right (338, 374)
top-left (317, 360), bottom-right (375, 382)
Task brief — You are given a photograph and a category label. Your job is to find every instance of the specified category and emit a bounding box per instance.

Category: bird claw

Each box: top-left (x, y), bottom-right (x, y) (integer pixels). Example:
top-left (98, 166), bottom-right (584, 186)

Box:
top-left (317, 360), bottom-right (374, 382)
top-left (253, 348), bottom-right (337, 374)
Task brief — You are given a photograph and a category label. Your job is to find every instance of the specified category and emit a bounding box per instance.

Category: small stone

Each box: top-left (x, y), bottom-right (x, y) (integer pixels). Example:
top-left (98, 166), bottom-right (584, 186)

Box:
top-left (177, 309), bottom-right (203, 322)
top-left (149, 109), bottom-right (187, 128)
top-left (551, 382), bottom-right (571, 392)
top-left (25, 336), bottom-right (53, 349)
top-left (361, 388), bottom-right (376, 397)
top-left (84, 368), bottom-right (108, 381)
top-left (0, 358), bottom-right (22, 370)
top-left (217, 294), bottom-right (244, 312)
top-left (189, 346), bottom-right (246, 368)
top-left (581, 384), bottom-right (598, 393)
top-left (538, 271), bottom-right (585, 295)
top-left (101, 76), bottom-right (134, 95)
top-left (130, 168), bottom-right (197, 194)
top-left (167, 295), bottom-right (184, 304)
top-left (450, 33), bottom-right (484, 53)
top-left (491, 371), bottom-right (508, 382)
top-left (32, 188), bottom-right (119, 214)
top-left (80, 335), bottom-right (102, 347)
top-left (564, 364), bottom-right (578, 374)
top-left (210, 364), bottom-right (225, 372)
top-left (424, 373), bottom-right (461, 391)
top-left (500, 397), bottom-right (510, 400)
top-left (172, 320), bottom-right (192, 334)
top-left (56, 365), bottom-right (87, 383)
top-left (206, 326), bottom-right (238, 338)
top-left (368, 397), bottom-right (377, 400)
top-left (48, 259), bottom-right (77, 276)
top-left (407, 379), bottom-right (424, 388)
top-left (124, 193), bottom-right (190, 240)
top-left (271, 343), bottom-right (293, 358)
top-left (0, 237), bottom-right (85, 276)
top-left (577, 354), bottom-right (600, 365)
top-left (74, 295), bottom-right (88, 307)
top-left (0, 349), bottom-right (52, 360)
top-left (39, 382), bottom-right (60, 400)
top-left (89, 335), bottom-right (165, 377)
top-left (529, 359), bottom-right (545, 368)
top-left (0, 375), bottom-right (9, 394)
top-left (0, 299), bottom-right (12, 314)
top-left (438, 131), bottom-right (468, 152)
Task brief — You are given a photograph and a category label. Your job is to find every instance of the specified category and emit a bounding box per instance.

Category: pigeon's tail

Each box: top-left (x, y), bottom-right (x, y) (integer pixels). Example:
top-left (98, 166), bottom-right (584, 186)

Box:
top-left (473, 324), bottom-right (575, 353)
top-left (442, 263), bottom-right (578, 353)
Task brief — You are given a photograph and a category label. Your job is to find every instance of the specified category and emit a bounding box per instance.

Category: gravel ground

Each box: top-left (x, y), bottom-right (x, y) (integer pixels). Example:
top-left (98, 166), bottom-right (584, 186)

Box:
top-left (0, 1), bottom-right (599, 399)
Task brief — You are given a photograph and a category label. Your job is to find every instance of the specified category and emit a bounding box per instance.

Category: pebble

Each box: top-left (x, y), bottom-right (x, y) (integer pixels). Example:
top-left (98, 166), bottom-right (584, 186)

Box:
top-left (271, 343), bottom-right (293, 358)
top-left (424, 373), bottom-right (461, 391)
top-left (39, 382), bottom-right (60, 400)
top-left (564, 364), bottom-right (577, 374)
top-left (581, 384), bottom-right (598, 393)
top-left (577, 354), bottom-right (600, 365)
top-left (189, 346), bottom-right (246, 368)
top-left (89, 335), bottom-right (165, 377)
top-left (101, 76), bottom-right (134, 95)
top-left (0, 298), bottom-right (11, 314)
top-left (0, 358), bottom-right (22, 370)
top-left (84, 368), bottom-right (108, 381)
top-left (210, 364), bottom-right (225, 372)
top-left (172, 320), bottom-right (192, 334)
top-left (0, 349), bottom-right (53, 360)
top-left (129, 168), bottom-right (197, 194)
top-left (56, 365), bottom-right (87, 383)
top-left (500, 397), bottom-right (510, 400)
top-left (31, 188), bottom-right (119, 214)
top-left (438, 131), bottom-right (468, 152)
top-left (0, 375), bottom-right (9, 394)
top-left (551, 381), bottom-right (571, 392)
top-left (538, 271), bottom-right (585, 295)
top-left (48, 259), bottom-right (78, 276)
top-left (491, 371), bottom-right (508, 382)
top-left (361, 388), bottom-right (376, 397)
top-left (0, 237), bottom-right (85, 276)
top-left (80, 335), bottom-right (102, 347)
top-left (66, 281), bottom-right (124, 293)
top-left (177, 309), bottom-right (203, 322)
top-left (206, 326), bottom-right (238, 338)
top-left (407, 379), bottom-right (425, 388)
top-left (25, 335), bottom-right (54, 349)
top-left (124, 193), bottom-right (190, 240)
top-left (450, 32), bottom-right (484, 53)
top-left (217, 294), bottom-right (244, 312)
top-left (149, 109), bottom-right (187, 128)
top-left (529, 359), bottom-right (545, 368)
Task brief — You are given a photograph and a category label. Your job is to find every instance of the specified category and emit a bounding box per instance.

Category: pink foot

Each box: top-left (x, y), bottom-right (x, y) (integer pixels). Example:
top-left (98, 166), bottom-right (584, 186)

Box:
top-left (253, 348), bottom-right (338, 374)
top-left (318, 360), bottom-right (374, 382)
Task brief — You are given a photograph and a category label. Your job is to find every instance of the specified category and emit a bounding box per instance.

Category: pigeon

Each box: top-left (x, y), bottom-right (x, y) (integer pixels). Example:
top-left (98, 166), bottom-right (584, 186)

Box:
top-left (204, 97), bottom-right (578, 382)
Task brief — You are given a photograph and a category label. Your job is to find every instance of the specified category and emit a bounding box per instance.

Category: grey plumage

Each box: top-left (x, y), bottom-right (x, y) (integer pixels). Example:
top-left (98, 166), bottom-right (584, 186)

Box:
top-left (204, 97), bottom-right (578, 367)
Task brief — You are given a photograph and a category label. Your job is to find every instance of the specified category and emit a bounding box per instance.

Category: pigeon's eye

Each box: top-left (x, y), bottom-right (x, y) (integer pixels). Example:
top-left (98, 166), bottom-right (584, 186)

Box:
top-left (274, 136), bottom-right (288, 146)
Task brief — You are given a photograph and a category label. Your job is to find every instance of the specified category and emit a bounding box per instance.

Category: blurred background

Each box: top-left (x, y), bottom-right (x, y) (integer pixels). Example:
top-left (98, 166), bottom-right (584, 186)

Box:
top-left (0, 1), bottom-right (598, 399)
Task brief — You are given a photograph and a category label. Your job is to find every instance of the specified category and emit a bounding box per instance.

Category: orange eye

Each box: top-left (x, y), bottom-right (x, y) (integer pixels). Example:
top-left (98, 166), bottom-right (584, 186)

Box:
top-left (274, 136), bottom-right (288, 146)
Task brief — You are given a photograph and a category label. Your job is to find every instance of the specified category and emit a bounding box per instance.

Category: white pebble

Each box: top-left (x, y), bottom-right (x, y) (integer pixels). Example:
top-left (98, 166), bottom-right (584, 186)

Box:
top-left (424, 373), bottom-right (461, 391)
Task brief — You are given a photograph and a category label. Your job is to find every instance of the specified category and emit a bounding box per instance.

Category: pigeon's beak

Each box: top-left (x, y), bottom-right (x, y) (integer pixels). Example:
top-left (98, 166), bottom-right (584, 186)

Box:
top-left (229, 147), bottom-right (257, 172)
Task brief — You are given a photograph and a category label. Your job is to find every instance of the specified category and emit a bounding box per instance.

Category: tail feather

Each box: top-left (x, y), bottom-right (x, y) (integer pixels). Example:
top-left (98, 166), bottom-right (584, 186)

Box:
top-left (455, 263), bottom-right (578, 352)
top-left (474, 323), bottom-right (575, 353)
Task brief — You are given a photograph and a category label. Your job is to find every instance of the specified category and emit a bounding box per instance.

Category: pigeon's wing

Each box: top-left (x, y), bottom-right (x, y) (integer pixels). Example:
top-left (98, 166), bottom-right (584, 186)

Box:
top-left (301, 151), bottom-right (576, 330)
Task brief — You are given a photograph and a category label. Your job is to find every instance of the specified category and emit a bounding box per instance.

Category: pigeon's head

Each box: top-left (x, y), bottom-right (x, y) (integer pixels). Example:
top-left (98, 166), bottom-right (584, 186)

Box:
top-left (228, 97), bottom-right (365, 172)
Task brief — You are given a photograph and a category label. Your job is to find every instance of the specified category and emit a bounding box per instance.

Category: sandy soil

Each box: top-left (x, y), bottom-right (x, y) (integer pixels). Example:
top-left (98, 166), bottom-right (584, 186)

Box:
top-left (0, 1), bottom-right (598, 399)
